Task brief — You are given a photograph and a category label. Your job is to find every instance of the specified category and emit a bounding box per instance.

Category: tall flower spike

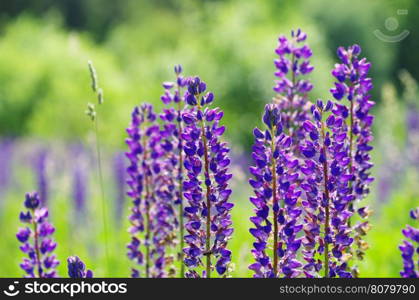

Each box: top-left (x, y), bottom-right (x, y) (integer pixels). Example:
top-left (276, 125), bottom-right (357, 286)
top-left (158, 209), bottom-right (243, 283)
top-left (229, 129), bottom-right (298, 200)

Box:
top-left (299, 100), bottom-right (354, 278)
top-left (399, 208), bottom-right (419, 278)
top-left (273, 29), bottom-right (314, 143)
top-left (149, 125), bottom-right (178, 278)
top-left (126, 104), bottom-right (154, 277)
top-left (249, 104), bottom-right (304, 278)
top-left (126, 104), bottom-right (176, 277)
top-left (67, 256), bottom-right (93, 278)
top-left (159, 65), bottom-right (188, 277)
top-left (17, 192), bottom-right (59, 278)
top-left (182, 76), bottom-right (234, 278)
top-left (330, 45), bottom-right (374, 271)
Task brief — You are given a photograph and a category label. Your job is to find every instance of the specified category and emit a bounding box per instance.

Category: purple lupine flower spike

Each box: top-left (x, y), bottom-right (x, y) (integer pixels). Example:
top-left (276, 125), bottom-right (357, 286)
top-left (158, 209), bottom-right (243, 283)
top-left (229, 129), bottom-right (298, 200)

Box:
top-left (182, 76), bottom-right (234, 278)
top-left (300, 100), bottom-right (354, 278)
top-left (126, 104), bottom-right (176, 277)
top-left (249, 104), bottom-right (304, 278)
top-left (126, 104), bottom-right (154, 277)
top-left (273, 29), bottom-right (314, 143)
top-left (148, 126), bottom-right (178, 278)
top-left (67, 256), bottom-right (93, 278)
top-left (399, 208), bottom-right (419, 278)
top-left (330, 45), bottom-right (374, 272)
top-left (159, 65), bottom-right (188, 277)
top-left (17, 192), bottom-right (59, 278)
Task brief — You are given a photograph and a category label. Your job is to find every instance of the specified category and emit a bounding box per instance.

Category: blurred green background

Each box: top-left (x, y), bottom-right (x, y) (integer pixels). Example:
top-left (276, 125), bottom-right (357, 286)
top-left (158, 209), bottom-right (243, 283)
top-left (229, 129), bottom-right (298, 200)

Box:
top-left (0, 0), bottom-right (418, 277)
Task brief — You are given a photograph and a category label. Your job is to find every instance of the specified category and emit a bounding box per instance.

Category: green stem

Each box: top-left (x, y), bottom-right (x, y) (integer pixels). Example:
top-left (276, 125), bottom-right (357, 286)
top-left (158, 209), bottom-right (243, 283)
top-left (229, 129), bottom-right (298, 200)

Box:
top-left (198, 103), bottom-right (212, 278)
top-left (348, 92), bottom-right (360, 278)
top-left (349, 99), bottom-right (354, 171)
top-left (145, 196), bottom-right (151, 278)
top-left (94, 116), bottom-right (110, 274)
top-left (32, 211), bottom-right (42, 278)
top-left (270, 126), bottom-right (279, 277)
top-left (348, 98), bottom-right (355, 225)
top-left (142, 131), bottom-right (151, 278)
top-left (290, 52), bottom-right (296, 101)
top-left (177, 101), bottom-right (185, 278)
top-left (321, 121), bottom-right (330, 278)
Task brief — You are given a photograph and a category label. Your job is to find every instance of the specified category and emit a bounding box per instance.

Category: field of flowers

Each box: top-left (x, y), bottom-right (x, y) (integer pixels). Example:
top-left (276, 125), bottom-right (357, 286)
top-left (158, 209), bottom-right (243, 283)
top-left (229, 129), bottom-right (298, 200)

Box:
top-left (0, 0), bottom-right (418, 278)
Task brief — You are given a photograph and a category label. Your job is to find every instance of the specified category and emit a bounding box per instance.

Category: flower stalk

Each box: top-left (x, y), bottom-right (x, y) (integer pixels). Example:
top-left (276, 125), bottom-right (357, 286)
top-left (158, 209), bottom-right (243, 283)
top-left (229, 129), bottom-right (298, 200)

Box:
top-left (320, 115), bottom-right (330, 278)
top-left (160, 65), bottom-right (187, 277)
top-left (182, 76), bottom-right (234, 278)
top-left (330, 45), bottom-right (374, 274)
top-left (270, 124), bottom-right (279, 276)
top-left (86, 60), bottom-right (110, 273)
top-left (17, 192), bottom-right (59, 278)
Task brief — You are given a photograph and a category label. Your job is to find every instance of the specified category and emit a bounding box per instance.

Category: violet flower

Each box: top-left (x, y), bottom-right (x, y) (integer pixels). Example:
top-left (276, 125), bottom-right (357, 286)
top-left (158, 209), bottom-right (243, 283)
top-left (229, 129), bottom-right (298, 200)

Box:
top-left (159, 65), bottom-right (188, 277)
top-left (399, 208), bottom-right (419, 278)
top-left (126, 103), bottom-right (154, 277)
top-left (181, 76), bottom-right (234, 278)
top-left (299, 100), bottom-right (354, 278)
top-left (67, 256), bottom-right (93, 278)
top-left (375, 84), bottom-right (404, 205)
top-left (17, 192), bottom-right (59, 278)
top-left (0, 139), bottom-right (14, 193)
top-left (150, 124), bottom-right (179, 278)
top-left (126, 104), bottom-right (176, 277)
top-left (405, 103), bottom-right (419, 168)
top-left (273, 29), bottom-right (314, 143)
top-left (72, 163), bottom-right (88, 218)
top-left (249, 104), bottom-right (303, 278)
top-left (70, 143), bottom-right (90, 218)
top-left (330, 45), bottom-right (374, 269)
top-left (399, 71), bottom-right (419, 169)
top-left (33, 149), bottom-right (49, 205)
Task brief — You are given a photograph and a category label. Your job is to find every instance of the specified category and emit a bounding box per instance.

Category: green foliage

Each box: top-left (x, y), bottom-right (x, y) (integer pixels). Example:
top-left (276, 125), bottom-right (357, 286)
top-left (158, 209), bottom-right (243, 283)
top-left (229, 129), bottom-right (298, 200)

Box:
top-left (0, 2), bottom-right (336, 149)
top-left (0, 17), bottom-right (129, 147)
top-left (358, 178), bottom-right (418, 277)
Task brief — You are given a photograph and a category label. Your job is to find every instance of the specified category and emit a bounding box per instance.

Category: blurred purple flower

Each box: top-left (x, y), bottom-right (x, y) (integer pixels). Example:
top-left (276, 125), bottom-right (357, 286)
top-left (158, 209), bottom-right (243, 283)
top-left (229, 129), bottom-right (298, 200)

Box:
top-left (33, 149), bottom-right (49, 205)
top-left (406, 104), bottom-right (419, 168)
top-left (113, 151), bottom-right (126, 225)
top-left (69, 143), bottom-right (90, 219)
top-left (0, 138), bottom-right (14, 193)
top-left (72, 164), bottom-right (88, 218)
